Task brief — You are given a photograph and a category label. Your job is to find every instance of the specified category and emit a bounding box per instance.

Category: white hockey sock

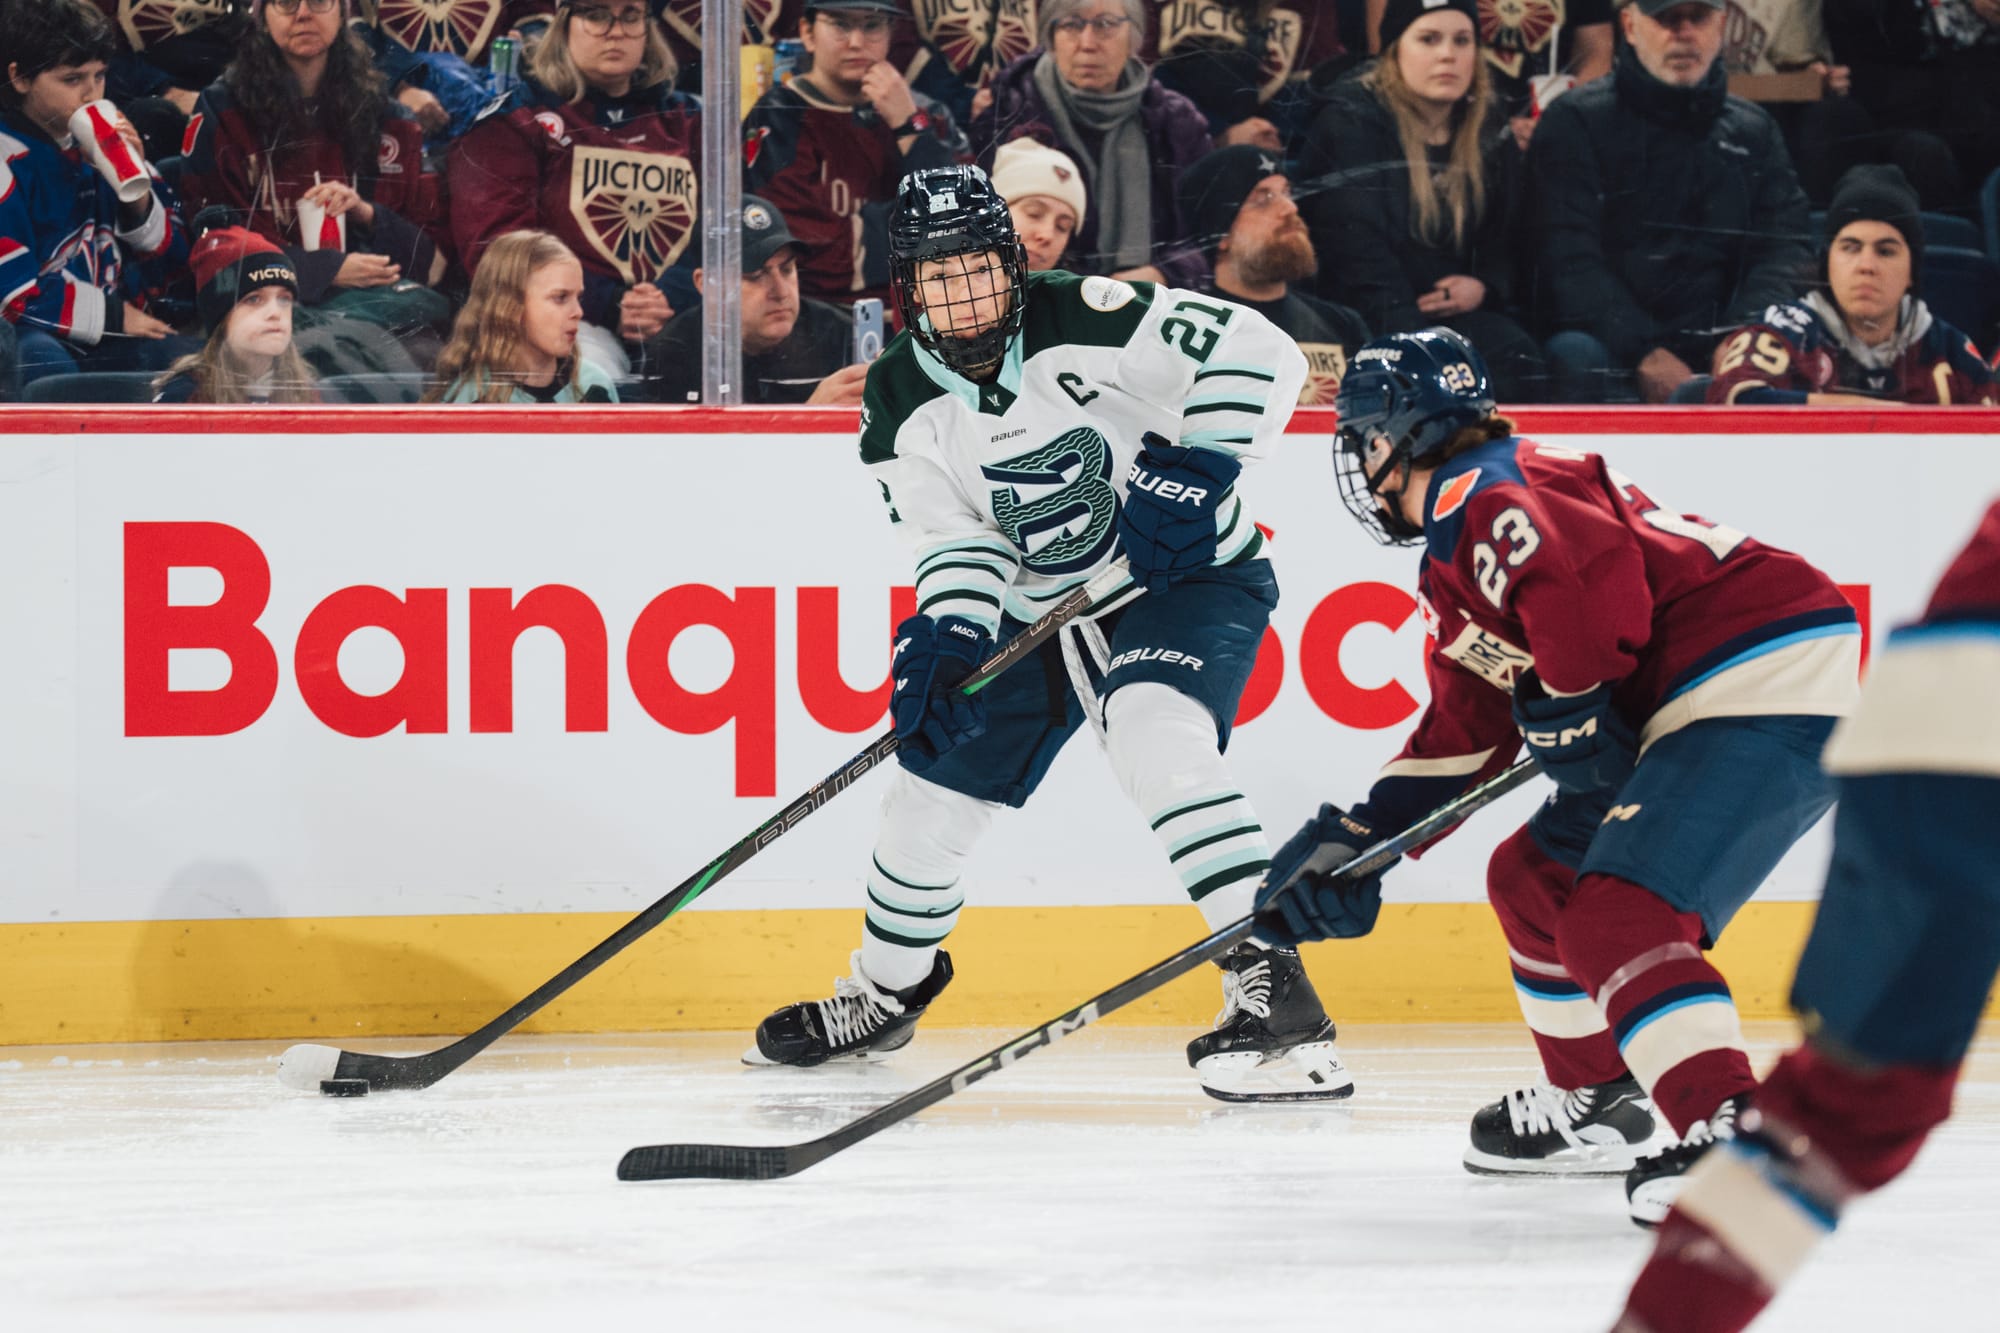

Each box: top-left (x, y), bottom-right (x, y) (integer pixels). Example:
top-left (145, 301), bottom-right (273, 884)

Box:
top-left (1105, 682), bottom-right (1272, 931)
top-left (858, 771), bottom-right (996, 993)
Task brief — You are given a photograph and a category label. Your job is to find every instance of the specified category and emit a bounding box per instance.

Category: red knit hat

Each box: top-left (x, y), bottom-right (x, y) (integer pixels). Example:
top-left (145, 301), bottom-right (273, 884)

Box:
top-left (190, 227), bottom-right (299, 335)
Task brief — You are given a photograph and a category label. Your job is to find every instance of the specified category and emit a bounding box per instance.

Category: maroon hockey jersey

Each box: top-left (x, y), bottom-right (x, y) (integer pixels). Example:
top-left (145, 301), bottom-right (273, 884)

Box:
top-left (743, 77), bottom-right (969, 304)
top-left (1140, 0), bottom-right (1346, 109)
top-left (1707, 294), bottom-right (1998, 405)
top-left (353, 0), bottom-right (550, 61)
top-left (1363, 437), bottom-right (1859, 831)
top-left (1928, 501), bottom-right (2000, 619)
top-left (448, 83), bottom-right (701, 327)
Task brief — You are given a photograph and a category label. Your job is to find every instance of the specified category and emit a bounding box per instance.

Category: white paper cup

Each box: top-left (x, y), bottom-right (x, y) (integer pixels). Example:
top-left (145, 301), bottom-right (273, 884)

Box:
top-left (296, 195), bottom-right (346, 252)
top-left (68, 100), bottom-right (151, 205)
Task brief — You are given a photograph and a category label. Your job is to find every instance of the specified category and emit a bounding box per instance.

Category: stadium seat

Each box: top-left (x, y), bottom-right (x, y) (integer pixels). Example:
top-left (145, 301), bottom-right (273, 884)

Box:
top-left (1921, 247), bottom-right (2000, 357)
top-left (1668, 375), bottom-right (1712, 404)
top-left (1919, 212), bottom-right (1982, 252)
top-left (21, 371), bottom-right (160, 403)
top-left (320, 372), bottom-right (430, 404)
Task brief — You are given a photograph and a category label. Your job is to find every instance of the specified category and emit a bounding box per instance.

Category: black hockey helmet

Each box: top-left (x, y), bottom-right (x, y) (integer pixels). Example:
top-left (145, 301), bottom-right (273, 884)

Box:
top-left (1333, 328), bottom-right (1495, 545)
top-left (889, 165), bottom-right (1029, 379)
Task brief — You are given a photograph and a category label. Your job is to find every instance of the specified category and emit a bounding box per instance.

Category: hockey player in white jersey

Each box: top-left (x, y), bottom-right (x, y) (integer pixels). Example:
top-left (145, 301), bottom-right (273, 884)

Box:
top-left (749, 165), bottom-right (1350, 1101)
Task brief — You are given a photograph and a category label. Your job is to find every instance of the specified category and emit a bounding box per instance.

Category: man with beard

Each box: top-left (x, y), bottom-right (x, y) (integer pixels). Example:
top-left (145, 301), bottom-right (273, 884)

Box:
top-left (1176, 143), bottom-right (1369, 405)
top-left (645, 195), bottom-right (869, 404)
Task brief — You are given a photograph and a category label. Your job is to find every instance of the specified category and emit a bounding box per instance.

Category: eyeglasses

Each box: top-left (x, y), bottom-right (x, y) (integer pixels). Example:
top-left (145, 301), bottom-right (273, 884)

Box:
top-left (572, 5), bottom-right (648, 35)
top-left (1049, 15), bottom-right (1133, 39)
top-left (267, 0), bottom-right (339, 14)
top-left (814, 12), bottom-right (893, 37)
top-left (1241, 182), bottom-right (1294, 210)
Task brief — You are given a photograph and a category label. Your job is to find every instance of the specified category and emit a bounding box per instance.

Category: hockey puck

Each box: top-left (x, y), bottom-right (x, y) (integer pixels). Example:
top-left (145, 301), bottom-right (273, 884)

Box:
top-left (320, 1078), bottom-right (371, 1097)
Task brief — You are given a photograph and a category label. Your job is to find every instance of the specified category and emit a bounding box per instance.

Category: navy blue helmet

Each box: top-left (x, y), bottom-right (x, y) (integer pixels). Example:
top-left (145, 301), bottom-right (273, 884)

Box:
top-left (889, 166), bottom-right (1028, 379)
top-left (1332, 328), bottom-right (1495, 545)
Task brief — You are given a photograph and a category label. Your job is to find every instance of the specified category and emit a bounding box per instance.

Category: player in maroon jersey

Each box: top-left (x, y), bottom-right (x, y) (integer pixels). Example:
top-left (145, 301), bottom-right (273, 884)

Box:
top-left (1612, 501), bottom-right (2000, 1332)
top-left (1255, 327), bottom-right (1862, 1226)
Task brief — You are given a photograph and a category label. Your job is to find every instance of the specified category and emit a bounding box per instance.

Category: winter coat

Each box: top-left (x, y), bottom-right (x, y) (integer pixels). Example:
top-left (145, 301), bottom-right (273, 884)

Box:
top-left (1296, 70), bottom-right (1523, 334)
top-left (1526, 44), bottom-right (1811, 367)
top-left (971, 51), bottom-right (1214, 289)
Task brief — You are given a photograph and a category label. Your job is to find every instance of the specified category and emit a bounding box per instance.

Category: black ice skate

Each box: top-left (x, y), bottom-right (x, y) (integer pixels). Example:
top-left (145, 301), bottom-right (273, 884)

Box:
top-left (1185, 943), bottom-right (1353, 1102)
top-left (1626, 1093), bottom-right (1749, 1227)
top-left (1463, 1075), bottom-right (1660, 1177)
top-left (746, 950), bottom-right (953, 1067)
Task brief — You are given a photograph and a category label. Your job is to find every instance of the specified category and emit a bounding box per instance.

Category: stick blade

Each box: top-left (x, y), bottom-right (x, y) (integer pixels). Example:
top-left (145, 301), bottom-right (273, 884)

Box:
top-left (617, 1143), bottom-right (794, 1182)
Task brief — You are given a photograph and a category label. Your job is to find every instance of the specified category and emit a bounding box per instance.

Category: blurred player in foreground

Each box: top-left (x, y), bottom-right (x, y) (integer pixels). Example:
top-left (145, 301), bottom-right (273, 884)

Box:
top-left (1613, 501), bottom-right (2000, 1332)
top-left (747, 164), bottom-right (1354, 1102)
top-left (1256, 328), bottom-right (1861, 1221)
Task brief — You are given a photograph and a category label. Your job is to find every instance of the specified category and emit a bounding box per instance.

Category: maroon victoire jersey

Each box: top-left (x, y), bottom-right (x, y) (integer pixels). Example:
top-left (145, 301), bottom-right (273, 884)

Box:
top-left (352, 0), bottom-right (551, 61)
top-left (1139, 0), bottom-right (1345, 107)
top-left (742, 78), bottom-right (969, 305)
top-left (1928, 501), bottom-right (2000, 620)
top-left (1707, 296), bottom-right (1998, 406)
top-left (448, 83), bottom-right (701, 327)
top-left (1362, 437), bottom-right (1859, 830)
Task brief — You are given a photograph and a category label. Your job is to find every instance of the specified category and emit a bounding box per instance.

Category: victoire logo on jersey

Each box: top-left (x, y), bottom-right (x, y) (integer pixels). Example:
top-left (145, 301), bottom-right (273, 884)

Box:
top-left (1438, 621), bottom-right (1533, 691)
top-left (571, 148), bottom-right (697, 283)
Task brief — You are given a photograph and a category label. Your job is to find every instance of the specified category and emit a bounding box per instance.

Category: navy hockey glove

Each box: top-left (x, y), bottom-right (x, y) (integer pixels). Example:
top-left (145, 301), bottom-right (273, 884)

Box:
top-left (890, 613), bottom-right (991, 772)
top-left (1511, 668), bottom-right (1637, 794)
top-left (1254, 803), bottom-right (1397, 945)
top-left (1116, 432), bottom-right (1242, 594)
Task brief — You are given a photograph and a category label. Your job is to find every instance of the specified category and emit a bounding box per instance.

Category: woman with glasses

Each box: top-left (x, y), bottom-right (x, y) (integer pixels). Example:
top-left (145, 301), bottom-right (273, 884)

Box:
top-left (447, 0), bottom-right (700, 383)
top-left (180, 0), bottom-right (452, 360)
top-left (1295, 0), bottom-right (1546, 401)
top-left (743, 0), bottom-right (971, 308)
top-left (974, 0), bottom-right (1215, 288)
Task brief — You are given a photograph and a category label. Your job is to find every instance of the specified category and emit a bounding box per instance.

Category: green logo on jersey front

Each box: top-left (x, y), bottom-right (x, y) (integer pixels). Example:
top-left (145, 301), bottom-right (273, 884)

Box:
top-left (981, 427), bottom-right (1119, 575)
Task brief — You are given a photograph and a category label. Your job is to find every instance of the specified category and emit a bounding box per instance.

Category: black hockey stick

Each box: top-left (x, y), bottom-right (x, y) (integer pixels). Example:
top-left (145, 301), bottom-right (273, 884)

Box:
top-left (275, 559), bottom-right (1137, 1095)
top-left (615, 756), bottom-right (1543, 1181)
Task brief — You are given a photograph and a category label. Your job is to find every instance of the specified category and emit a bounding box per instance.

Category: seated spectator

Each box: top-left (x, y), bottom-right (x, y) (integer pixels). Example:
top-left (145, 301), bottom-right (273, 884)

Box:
top-left (1136, 0), bottom-right (1348, 149)
top-left (450, 1), bottom-right (701, 382)
top-left (1298, 0), bottom-right (1545, 400)
top-left (645, 196), bottom-right (866, 404)
top-left (744, 0), bottom-right (970, 307)
top-left (893, 0), bottom-right (1037, 126)
top-left (1528, 0), bottom-right (1811, 403)
top-left (1826, 0), bottom-right (2000, 214)
top-left (154, 227), bottom-right (319, 403)
top-left (87, 0), bottom-right (242, 156)
top-left (426, 230), bottom-right (618, 401)
top-left (348, 18), bottom-right (506, 145)
top-left (1177, 143), bottom-right (1370, 405)
top-left (2, 0), bottom-right (194, 387)
top-left (991, 138), bottom-right (1087, 272)
top-left (1369, 0), bottom-right (1613, 150)
top-left (0, 315), bottom-right (18, 401)
top-left (974, 0), bottom-right (1213, 286)
top-left (180, 0), bottom-right (450, 354)
top-left (1707, 166), bottom-right (1998, 405)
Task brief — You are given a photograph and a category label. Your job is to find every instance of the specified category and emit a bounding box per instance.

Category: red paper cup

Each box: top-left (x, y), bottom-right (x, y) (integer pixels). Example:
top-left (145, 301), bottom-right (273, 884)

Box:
top-left (69, 100), bottom-right (151, 205)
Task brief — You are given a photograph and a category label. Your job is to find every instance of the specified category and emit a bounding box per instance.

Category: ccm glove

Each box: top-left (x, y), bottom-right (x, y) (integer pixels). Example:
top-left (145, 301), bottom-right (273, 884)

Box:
top-left (1511, 668), bottom-right (1637, 794)
top-left (890, 613), bottom-right (991, 772)
top-left (1116, 432), bottom-right (1242, 594)
top-left (1254, 803), bottom-right (1397, 945)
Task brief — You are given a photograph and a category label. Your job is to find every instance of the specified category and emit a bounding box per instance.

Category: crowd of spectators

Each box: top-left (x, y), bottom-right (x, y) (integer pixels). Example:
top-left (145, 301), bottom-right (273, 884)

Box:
top-left (2, 0), bottom-right (1997, 406)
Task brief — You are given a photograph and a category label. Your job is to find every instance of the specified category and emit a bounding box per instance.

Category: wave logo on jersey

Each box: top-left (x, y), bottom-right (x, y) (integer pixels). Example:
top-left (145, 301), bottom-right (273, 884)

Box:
top-left (371, 0), bottom-right (503, 57)
top-left (982, 427), bottom-right (1120, 575)
top-left (1433, 468), bottom-right (1481, 522)
top-left (118, 0), bottom-right (231, 52)
top-left (914, 0), bottom-right (1037, 83)
top-left (571, 147), bottom-right (698, 283)
top-left (1479, 0), bottom-right (1563, 81)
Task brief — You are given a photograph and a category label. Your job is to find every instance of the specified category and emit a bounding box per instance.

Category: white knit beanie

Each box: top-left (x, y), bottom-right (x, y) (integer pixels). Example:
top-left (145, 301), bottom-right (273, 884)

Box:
top-left (990, 139), bottom-right (1088, 230)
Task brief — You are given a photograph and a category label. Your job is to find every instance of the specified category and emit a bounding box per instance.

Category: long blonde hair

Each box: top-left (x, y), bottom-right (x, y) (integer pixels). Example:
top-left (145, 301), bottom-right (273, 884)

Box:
top-left (427, 231), bottom-right (586, 404)
top-left (529, 4), bottom-right (678, 104)
top-left (154, 325), bottom-right (317, 404)
top-left (1366, 35), bottom-right (1492, 251)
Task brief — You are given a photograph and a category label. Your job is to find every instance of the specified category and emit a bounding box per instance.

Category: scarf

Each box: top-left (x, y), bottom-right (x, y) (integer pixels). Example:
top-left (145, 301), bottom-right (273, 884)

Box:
top-left (1031, 53), bottom-right (1152, 270)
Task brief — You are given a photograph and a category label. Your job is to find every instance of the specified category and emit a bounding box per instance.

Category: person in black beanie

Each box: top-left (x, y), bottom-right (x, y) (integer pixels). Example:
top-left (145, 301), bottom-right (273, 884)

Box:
top-left (1525, 0), bottom-right (1812, 403)
top-left (1177, 143), bottom-right (1370, 405)
top-left (1706, 165), bottom-right (1997, 405)
top-left (1297, 0), bottom-right (1547, 400)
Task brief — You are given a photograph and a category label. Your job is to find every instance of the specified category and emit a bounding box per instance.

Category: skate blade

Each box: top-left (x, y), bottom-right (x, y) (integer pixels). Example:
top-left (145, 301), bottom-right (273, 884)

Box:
top-left (1461, 1142), bottom-right (1648, 1178)
top-left (1194, 1041), bottom-right (1355, 1103)
top-left (739, 1043), bottom-right (901, 1068)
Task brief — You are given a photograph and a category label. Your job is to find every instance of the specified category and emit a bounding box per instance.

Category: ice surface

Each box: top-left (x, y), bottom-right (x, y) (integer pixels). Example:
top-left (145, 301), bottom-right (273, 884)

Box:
top-left (2, 1023), bottom-right (1994, 1331)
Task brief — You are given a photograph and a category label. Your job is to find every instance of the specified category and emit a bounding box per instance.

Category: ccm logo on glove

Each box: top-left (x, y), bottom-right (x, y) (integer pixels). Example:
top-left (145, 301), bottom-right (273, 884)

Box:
top-left (1519, 717), bottom-right (1604, 749)
top-left (1126, 465), bottom-right (1210, 505)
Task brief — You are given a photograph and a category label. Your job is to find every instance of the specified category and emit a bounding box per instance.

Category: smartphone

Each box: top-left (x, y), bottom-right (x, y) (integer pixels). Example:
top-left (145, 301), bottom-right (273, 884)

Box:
top-left (851, 298), bottom-right (885, 364)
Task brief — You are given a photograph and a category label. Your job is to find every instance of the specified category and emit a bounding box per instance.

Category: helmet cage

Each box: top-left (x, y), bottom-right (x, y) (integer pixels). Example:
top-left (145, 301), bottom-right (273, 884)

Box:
top-left (891, 238), bottom-right (1029, 379)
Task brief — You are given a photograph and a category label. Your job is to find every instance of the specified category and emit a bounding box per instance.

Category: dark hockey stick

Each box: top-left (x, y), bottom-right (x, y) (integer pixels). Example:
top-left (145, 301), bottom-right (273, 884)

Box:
top-left (615, 756), bottom-right (1543, 1181)
top-left (276, 559), bottom-right (1137, 1095)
